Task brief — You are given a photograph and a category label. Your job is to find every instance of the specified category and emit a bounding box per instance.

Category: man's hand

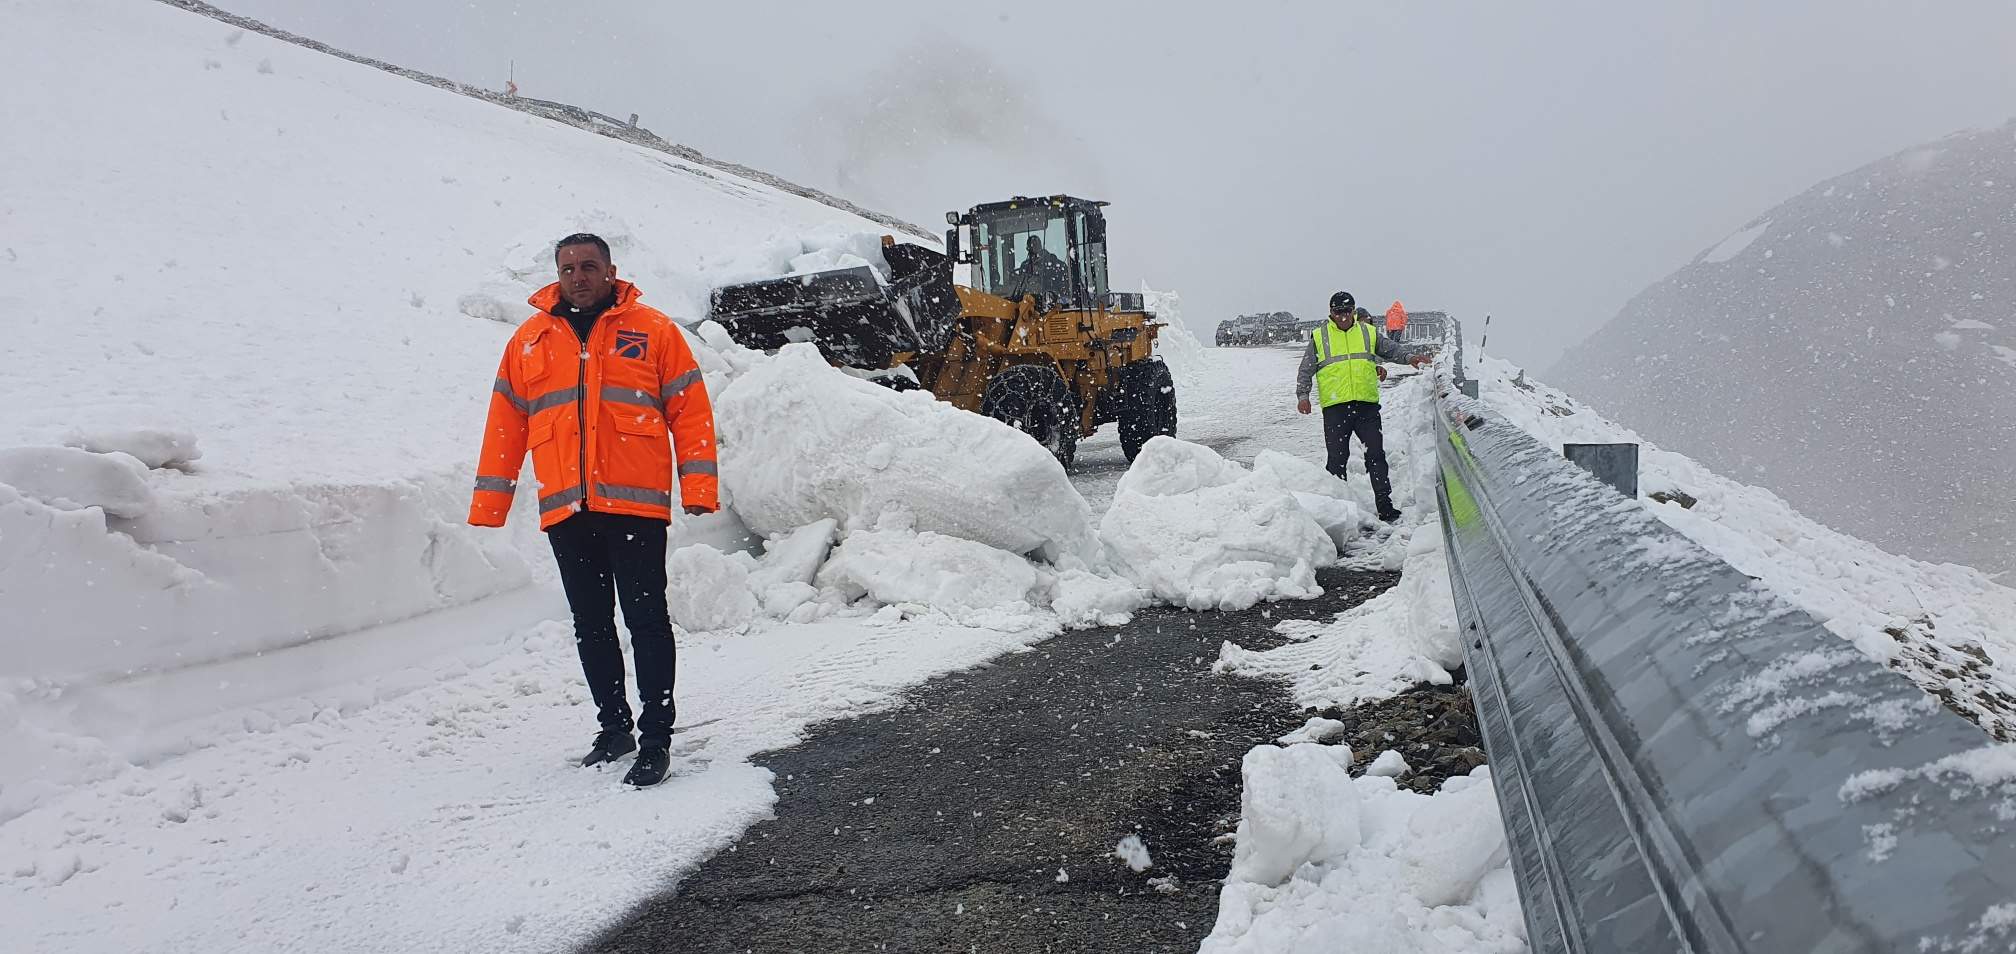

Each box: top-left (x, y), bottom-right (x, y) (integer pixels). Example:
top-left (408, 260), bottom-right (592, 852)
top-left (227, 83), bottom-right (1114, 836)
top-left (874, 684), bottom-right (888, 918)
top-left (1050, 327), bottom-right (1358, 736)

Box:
top-left (683, 505), bottom-right (713, 516)
top-left (1376, 366), bottom-right (1388, 382)
top-left (1296, 397), bottom-right (1312, 415)
top-left (1409, 354), bottom-right (1432, 368)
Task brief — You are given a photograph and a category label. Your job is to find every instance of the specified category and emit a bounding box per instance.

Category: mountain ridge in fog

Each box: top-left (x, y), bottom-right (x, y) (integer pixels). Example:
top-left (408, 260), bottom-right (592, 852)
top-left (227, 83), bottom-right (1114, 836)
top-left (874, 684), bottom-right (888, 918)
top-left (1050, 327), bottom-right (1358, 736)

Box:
top-left (1549, 120), bottom-right (2016, 576)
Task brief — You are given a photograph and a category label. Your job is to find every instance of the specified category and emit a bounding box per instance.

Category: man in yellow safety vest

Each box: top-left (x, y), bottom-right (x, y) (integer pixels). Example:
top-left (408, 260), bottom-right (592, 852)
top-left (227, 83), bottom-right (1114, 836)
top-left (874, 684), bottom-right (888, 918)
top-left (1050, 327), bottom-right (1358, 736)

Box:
top-left (1295, 290), bottom-right (1427, 522)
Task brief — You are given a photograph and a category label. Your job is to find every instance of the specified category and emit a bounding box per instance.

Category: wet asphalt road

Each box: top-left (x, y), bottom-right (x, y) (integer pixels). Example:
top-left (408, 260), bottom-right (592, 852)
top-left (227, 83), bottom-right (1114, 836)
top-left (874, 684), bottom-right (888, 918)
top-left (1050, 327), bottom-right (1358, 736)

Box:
top-left (585, 568), bottom-right (1400, 954)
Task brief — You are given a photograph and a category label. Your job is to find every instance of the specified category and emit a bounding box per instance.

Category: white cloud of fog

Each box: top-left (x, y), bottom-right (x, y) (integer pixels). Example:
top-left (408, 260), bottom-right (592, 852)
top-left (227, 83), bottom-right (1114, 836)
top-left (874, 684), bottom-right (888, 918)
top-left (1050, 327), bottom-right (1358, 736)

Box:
top-left (796, 36), bottom-right (1107, 226)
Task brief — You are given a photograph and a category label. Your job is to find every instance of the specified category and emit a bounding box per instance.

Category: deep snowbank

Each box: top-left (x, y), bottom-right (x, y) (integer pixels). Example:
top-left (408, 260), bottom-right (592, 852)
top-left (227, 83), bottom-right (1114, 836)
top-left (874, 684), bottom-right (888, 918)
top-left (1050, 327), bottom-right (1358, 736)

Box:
top-left (715, 345), bottom-right (1099, 564)
top-left (1100, 437), bottom-right (1341, 611)
top-left (1476, 355), bottom-right (2016, 741)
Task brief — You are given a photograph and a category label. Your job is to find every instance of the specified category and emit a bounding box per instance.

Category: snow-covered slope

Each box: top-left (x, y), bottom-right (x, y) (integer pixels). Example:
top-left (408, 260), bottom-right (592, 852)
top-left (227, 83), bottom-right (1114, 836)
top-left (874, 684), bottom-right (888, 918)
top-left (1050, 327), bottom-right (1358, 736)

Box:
top-left (0, 0), bottom-right (913, 684)
top-left (1548, 121), bottom-right (2016, 577)
top-left (1479, 356), bottom-right (2016, 741)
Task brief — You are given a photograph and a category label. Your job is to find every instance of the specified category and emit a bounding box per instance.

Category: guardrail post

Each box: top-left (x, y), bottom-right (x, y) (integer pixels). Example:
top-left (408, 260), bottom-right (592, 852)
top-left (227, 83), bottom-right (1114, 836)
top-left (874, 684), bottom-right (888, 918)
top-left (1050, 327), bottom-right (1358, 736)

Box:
top-left (1561, 442), bottom-right (1638, 497)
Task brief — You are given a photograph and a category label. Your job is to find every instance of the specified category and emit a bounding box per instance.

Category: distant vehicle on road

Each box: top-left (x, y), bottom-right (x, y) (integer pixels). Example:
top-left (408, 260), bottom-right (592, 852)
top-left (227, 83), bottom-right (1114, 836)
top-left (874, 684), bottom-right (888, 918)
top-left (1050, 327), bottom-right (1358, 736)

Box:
top-left (1214, 311), bottom-right (1301, 346)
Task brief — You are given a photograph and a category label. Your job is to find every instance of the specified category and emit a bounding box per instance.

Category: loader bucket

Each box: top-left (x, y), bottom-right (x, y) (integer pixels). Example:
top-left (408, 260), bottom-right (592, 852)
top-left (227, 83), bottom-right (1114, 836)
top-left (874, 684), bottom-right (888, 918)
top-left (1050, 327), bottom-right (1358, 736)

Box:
top-left (708, 243), bottom-right (962, 370)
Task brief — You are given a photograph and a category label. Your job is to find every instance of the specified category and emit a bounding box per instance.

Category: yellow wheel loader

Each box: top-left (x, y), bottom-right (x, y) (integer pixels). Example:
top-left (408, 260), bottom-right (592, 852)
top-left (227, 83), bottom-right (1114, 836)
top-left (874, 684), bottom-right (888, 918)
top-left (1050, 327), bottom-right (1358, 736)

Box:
top-left (707, 195), bottom-right (1178, 466)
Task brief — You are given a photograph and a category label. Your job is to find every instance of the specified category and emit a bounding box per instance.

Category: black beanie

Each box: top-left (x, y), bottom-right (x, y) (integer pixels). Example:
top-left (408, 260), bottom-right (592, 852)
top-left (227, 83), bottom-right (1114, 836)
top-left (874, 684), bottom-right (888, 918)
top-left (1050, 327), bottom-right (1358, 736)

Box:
top-left (1329, 291), bottom-right (1355, 312)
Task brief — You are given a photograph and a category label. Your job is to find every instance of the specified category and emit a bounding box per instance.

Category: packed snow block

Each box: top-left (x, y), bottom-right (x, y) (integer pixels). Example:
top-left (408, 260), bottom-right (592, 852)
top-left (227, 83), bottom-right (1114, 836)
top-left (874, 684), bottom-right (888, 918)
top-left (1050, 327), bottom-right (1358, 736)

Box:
top-left (1227, 743), bottom-right (1361, 887)
top-left (1049, 568), bottom-right (1152, 629)
top-left (0, 446), bottom-right (155, 518)
top-left (743, 519), bottom-right (837, 619)
top-left (1250, 452), bottom-right (1372, 549)
top-left (816, 528), bottom-right (1042, 617)
top-left (1394, 768), bottom-right (1510, 908)
top-left (1251, 450), bottom-right (1350, 500)
top-left (1367, 750), bottom-right (1411, 777)
top-left (1277, 716), bottom-right (1349, 746)
top-left (1114, 435), bottom-right (1249, 497)
top-left (748, 519), bottom-right (837, 592)
top-left (1292, 492), bottom-right (1370, 552)
top-left (716, 345), bottom-right (1098, 564)
top-left (666, 545), bottom-right (759, 632)
top-left (1101, 437), bottom-right (1335, 611)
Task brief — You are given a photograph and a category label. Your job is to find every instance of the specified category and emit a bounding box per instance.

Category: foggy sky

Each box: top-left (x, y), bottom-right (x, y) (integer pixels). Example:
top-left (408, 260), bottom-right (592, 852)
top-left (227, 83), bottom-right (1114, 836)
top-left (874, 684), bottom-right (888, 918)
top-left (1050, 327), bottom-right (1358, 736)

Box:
top-left (224, 0), bottom-right (2016, 368)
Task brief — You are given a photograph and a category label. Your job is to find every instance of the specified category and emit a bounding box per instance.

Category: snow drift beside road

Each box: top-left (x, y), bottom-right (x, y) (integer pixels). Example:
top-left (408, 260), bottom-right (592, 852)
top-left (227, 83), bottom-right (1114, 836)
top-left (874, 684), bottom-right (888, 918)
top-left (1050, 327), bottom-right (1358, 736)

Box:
top-left (1204, 752), bottom-right (1523, 953)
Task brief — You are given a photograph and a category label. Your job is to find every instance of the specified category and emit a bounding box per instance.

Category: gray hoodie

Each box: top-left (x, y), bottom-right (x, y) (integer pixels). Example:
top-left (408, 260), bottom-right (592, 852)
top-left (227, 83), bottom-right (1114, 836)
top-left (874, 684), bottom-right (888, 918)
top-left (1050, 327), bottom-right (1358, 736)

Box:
top-left (1294, 320), bottom-right (1418, 399)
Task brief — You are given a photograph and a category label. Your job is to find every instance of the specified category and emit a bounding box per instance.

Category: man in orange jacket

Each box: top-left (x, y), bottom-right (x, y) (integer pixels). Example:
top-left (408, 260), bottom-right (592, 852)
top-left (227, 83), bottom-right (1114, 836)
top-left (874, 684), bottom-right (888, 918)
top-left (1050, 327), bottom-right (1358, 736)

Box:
top-left (469, 232), bottom-right (718, 787)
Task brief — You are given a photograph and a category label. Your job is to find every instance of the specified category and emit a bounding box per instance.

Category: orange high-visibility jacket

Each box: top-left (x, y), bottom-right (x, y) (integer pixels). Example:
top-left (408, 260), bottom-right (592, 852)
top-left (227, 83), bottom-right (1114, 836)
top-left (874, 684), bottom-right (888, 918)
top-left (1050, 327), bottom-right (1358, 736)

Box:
top-left (1385, 300), bottom-right (1408, 333)
top-left (469, 280), bottom-right (718, 529)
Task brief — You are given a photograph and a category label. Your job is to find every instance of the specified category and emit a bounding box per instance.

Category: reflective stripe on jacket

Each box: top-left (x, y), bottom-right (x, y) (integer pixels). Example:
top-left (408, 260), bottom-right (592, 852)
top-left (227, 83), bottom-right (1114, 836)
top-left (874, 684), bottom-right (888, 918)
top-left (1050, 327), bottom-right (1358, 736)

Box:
top-left (469, 280), bottom-right (718, 529)
top-left (1313, 320), bottom-right (1382, 407)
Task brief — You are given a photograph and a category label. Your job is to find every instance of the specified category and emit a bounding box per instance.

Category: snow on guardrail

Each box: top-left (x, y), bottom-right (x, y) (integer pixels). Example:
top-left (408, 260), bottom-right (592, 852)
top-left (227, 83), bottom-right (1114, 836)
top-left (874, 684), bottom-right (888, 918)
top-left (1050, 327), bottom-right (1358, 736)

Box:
top-left (1436, 322), bottom-right (2016, 953)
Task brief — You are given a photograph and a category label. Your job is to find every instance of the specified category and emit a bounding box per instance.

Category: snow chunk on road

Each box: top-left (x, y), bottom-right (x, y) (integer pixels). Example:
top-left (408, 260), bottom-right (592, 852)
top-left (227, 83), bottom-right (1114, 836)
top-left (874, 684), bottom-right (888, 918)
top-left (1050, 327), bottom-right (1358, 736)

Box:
top-left (1051, 568), bottom-right (1152, 629)
top-left (749, 519), bottom-right (836, 592)
top-left (1225, 743), bottom-right (1360, 887)
top-left (1251, 450), bottom-right (1349, 499)
top-left (748, 520), bottom-right (837, 618)
top-left (0, 446), bottom-right (155, 518)
top-left (1203, 766), bottom-right (1520, 953)
top-left (717, 345), bottom-right (1097, 564)
top-left (1114, 834), bottom-right (1154, 872)
top-left (666, 545), bottom-right (759, 633)
top-left (1277, 717), bottom-right (1349, 746)
top-left (1101, 436), bottom-right (1335, 611)
top-left (1292, 492), bottom-right (1371, 552)
top-left (1114, 433), bottom-right (1248, 497)
top-left (816, 528), bottom-right (1042, 620)
top-left (1367, 750), bottom-right (1411, 777)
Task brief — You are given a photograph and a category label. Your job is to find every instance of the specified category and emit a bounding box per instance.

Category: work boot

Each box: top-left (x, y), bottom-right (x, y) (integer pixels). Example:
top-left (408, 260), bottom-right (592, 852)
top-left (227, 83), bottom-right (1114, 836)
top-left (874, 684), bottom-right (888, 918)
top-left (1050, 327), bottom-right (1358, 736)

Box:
top-left (581, 729), bottom-right (636, 767)
top-left (624, 743), bottom-right (671, 788)
top-left (1378, 506), bottom-right (1403, 524)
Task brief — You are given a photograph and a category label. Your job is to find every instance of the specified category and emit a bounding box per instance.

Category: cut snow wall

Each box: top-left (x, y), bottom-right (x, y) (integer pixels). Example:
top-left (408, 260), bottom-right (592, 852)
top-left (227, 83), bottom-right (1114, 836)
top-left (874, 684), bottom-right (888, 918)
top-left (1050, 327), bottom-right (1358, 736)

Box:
top-left (1, 470), bottom-right (536, 684)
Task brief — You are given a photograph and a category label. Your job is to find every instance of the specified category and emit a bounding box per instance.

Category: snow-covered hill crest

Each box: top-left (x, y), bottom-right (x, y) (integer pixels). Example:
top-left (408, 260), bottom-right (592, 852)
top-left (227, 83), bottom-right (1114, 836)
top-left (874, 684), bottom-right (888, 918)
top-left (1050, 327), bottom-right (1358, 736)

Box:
top-left (1549, 121), bottom-right (2016, 577)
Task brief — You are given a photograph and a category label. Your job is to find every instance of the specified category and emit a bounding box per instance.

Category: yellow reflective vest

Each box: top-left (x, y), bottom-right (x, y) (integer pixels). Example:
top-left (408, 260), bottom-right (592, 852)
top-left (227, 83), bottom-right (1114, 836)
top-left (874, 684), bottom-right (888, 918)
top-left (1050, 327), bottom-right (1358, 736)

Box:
top-left (1312, 320), bottom-right (1382, 407)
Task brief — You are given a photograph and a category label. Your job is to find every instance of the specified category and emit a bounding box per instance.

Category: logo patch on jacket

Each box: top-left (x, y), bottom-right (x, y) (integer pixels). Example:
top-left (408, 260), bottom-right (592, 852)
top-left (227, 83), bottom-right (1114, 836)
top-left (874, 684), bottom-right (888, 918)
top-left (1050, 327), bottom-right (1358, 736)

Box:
top-left (613, 330), bottom-right (650, 360)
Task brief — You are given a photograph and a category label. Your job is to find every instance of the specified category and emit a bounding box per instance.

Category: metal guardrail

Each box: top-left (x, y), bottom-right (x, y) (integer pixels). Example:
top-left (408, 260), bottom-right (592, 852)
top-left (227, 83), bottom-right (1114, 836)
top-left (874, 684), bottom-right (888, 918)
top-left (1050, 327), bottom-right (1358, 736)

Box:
top-left (1434, 322), bottom-right (2014, 953)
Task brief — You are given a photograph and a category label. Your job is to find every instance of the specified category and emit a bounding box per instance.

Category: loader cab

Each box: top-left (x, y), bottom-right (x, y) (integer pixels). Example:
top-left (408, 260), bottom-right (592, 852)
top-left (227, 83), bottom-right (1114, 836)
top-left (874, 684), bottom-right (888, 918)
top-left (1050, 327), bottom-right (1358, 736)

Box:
top-left (954, 195), bottom-right (1111, 310)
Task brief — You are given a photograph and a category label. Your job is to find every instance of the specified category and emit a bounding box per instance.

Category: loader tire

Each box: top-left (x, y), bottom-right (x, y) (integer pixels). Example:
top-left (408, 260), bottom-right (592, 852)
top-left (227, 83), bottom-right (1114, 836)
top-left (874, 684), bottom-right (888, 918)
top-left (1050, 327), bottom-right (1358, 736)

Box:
top-left (982, 364), bottom-right (1079, 469)
top-left (1116, 358), bottom-right (1177, 462)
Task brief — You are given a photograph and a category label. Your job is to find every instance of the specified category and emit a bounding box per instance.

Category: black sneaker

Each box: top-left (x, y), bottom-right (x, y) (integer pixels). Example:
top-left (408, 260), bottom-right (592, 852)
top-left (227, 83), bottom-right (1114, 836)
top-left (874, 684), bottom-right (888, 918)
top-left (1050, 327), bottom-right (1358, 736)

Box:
top-left (581, 729), bottom-right (636, 767)
top-left (624, 744), bottom-right (671, 787)
top-left (1378, 507), bottom-right (1403, 524)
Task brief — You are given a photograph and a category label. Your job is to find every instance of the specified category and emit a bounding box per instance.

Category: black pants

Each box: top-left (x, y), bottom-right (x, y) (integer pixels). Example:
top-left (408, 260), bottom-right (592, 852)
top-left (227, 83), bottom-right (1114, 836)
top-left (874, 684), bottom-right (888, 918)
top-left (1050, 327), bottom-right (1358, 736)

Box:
top-left (1322, 400), bottom-right (1394, 512)
top-left (547, 511), bottom-right (677, 744)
